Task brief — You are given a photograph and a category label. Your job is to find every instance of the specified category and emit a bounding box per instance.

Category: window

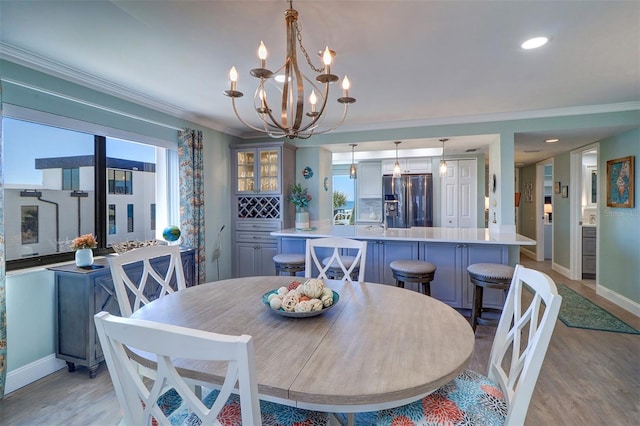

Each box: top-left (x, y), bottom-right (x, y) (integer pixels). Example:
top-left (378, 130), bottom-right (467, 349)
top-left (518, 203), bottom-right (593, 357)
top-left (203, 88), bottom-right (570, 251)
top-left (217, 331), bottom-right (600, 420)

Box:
top-left (4, 113), bottom-right (177, 270)
top-left (62, 168), bottom-right (80, 190)
top-left (21, 206), bottom-right (39, 244)
top-left (108, 204), bottom-right (116, 235)
top-left (127, 204), bottom-right (134, 233)
top-left (150, 204), bottom-right (156, 231)
top-left (108, 169), bottom-right (133, 194)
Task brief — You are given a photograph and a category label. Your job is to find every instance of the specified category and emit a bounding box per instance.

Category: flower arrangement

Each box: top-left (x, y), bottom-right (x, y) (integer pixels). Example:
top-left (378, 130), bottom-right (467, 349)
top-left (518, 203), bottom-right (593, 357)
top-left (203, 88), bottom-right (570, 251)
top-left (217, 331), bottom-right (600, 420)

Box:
top-left (70, 233), bottom-right (98, 250)
top-left (287, 183), bottom-right (312, 208)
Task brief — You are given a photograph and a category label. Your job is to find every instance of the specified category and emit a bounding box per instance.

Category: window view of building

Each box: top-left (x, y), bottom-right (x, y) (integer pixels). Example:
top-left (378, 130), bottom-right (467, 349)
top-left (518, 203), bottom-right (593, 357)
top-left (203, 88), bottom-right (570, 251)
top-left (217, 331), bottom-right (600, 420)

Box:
top-left (4, 116), bottom-right (172, 268)
top-left (62, 168), bottom-right (80, 190)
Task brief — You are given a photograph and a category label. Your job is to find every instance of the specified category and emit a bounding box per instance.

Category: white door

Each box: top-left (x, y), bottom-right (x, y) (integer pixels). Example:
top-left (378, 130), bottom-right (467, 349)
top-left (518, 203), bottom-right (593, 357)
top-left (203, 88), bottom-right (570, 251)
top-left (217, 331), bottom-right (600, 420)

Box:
top-left (458, 159), bottom-right (477, 228)
top-left (441, 162), bottom-right (458, 227)
top-left (441, 159), bottom-right (477, 228)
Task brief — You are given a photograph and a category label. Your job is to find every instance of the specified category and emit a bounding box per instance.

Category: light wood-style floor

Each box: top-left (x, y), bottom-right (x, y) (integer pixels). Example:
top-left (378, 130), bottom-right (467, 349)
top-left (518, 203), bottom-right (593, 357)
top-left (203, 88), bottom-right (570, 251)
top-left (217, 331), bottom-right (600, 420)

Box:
top-left (1, 258), bottom-right (639, 425)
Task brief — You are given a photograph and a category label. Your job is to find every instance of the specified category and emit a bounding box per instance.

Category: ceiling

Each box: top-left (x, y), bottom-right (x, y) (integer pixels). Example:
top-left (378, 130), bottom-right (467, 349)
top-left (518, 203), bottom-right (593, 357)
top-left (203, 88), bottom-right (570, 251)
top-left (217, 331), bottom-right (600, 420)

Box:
top-left (1, 0), bottom-right (639, 166)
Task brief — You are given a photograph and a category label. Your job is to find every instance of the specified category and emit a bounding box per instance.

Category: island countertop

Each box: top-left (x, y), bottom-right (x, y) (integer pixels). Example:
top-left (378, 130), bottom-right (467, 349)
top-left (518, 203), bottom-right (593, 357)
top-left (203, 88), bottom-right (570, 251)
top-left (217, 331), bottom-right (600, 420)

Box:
top-left (271, 225), bottom-right (536, 246)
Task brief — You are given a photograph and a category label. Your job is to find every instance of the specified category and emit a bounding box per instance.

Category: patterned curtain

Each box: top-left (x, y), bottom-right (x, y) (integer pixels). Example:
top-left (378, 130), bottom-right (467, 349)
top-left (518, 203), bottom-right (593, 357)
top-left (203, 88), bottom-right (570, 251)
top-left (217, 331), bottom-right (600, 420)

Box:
top-left (0, 82), bottom-right (7, 397)
top-left (178, 129), bottom-right (206, 284)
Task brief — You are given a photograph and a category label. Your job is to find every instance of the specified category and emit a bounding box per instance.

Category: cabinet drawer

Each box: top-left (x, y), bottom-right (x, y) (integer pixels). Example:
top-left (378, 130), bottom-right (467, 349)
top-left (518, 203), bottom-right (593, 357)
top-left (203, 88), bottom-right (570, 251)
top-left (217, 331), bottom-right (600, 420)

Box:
top-left (236, 220), bottom-right (281, 232)
top-left (582, 227), bottom-right (597, 238)
top-left (236, 231), bottom-right (277, 244)
top-left (582, 238), bottom-right (596, 256)
top-left (582, 255), bottom-right (596, 274)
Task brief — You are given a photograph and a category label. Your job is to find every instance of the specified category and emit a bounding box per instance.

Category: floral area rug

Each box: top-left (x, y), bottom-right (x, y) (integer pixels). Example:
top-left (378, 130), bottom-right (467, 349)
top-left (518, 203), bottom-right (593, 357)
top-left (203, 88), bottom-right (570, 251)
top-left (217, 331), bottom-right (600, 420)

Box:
top-left (557, 284), bottom-right (639, 334)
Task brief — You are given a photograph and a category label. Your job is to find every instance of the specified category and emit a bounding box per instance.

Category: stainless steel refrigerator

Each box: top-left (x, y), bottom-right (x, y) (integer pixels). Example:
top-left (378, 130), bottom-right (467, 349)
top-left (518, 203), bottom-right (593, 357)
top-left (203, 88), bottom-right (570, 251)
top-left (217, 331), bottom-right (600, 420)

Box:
top-left (382, 174), bottom-right (433, 228)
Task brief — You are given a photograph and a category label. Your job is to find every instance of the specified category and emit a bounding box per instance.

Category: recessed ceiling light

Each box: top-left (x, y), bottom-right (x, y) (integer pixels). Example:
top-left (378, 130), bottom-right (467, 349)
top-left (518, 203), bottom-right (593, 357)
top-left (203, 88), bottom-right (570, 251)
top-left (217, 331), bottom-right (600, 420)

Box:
top-left (545, 138), bottom-right (559, 143)
top-left (521, 36), bottom-right (549, 50)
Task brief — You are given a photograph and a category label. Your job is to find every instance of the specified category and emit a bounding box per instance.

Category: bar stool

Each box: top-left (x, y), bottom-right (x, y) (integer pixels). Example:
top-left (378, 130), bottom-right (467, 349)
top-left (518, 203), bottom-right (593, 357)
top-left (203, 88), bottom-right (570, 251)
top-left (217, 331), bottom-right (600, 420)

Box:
top-left (467, 263), bottom-right (515, 332)
top-left (321, 255), bottom-right (360, 281)
top-left (389, 260), bottom-right (437, 296)
top-left (273, 253), bottom-right (305, 276)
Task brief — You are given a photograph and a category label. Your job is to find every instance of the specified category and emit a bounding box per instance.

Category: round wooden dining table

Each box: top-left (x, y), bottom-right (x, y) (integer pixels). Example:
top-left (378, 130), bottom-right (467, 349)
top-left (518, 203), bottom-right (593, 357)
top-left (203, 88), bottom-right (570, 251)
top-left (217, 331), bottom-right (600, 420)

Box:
top-left (130, 276), bottom-right (475, 414)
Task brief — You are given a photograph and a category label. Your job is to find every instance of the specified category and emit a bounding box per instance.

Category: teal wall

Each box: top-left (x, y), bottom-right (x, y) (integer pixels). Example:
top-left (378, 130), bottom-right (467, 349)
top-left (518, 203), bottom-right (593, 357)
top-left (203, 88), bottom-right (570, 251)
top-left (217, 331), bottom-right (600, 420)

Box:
top-left (553, 151), bottom-right (572, 269)
top-left (2, 57), bottom-right (639, 385)
top-left (519, 164), bottom-right (537, 248)
top-left (1, 59), bottom-right (236, 375)
top-left (598, 128), bottom-right (640, 303)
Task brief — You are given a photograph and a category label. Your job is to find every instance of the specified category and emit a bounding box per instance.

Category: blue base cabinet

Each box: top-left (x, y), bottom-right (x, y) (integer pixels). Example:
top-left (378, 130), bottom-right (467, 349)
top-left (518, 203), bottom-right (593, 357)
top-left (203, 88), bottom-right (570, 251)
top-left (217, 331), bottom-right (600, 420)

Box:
top-left (50, 248), bottom-right (195, 377)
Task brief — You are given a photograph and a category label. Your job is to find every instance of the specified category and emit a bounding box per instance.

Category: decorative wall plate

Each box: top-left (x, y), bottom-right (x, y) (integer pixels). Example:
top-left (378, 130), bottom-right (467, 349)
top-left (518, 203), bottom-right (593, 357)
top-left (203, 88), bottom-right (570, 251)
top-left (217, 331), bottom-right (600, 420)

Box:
top-left (302, 166), bottom-right (313, 179)
top-left (323, 176), bottom-right (329, 191)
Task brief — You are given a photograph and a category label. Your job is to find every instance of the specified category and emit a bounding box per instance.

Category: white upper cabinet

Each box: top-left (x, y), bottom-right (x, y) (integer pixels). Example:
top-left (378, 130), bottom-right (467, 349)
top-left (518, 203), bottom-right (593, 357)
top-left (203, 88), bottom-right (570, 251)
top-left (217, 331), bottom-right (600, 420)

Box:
top-left (358, 161), bottom-right (382, 198)
top-left (382, 158), bottom-right (431, 174)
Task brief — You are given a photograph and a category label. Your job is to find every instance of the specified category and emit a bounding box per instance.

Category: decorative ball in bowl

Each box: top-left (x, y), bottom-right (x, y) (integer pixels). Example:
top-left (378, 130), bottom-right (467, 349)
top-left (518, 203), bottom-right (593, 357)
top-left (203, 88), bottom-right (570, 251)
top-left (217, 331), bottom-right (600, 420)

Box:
top-left (262, 279), bottom-right (339, 318)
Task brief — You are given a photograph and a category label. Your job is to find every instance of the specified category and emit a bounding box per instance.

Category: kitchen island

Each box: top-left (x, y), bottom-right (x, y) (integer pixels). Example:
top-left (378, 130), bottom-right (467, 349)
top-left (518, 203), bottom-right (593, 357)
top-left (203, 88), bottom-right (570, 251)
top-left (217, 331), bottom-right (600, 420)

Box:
top-left (272, 225), bottom-right (535, 311)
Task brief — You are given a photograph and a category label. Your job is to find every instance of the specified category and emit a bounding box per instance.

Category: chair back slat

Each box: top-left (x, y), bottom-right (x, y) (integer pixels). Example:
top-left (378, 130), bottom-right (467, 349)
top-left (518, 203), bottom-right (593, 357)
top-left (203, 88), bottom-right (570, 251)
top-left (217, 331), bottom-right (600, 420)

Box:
top-left (304, 237), bottom-right (367, 282)
top-left (94, 311), bottom-right (262, 426)
top-left (487, 264), bottom-right (562, 425)
top-left (108, 245), bottom-right (186, 317)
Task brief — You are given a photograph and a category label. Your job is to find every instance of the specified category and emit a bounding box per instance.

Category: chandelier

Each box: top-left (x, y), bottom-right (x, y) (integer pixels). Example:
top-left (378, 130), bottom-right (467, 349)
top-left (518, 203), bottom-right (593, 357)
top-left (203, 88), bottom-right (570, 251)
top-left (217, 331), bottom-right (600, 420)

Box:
top-left (224, 0), bottom-right (356, 139)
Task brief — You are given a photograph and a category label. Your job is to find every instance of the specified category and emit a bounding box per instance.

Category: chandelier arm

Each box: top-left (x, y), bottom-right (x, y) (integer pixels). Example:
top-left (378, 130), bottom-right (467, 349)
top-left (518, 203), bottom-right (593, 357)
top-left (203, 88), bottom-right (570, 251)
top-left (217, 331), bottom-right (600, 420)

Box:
top-left (294, 82), bottom-right (330, 134)
top-left (230, 97), bottom-right (280, 134)
top-left (300, 103), bottom-right (350, 136)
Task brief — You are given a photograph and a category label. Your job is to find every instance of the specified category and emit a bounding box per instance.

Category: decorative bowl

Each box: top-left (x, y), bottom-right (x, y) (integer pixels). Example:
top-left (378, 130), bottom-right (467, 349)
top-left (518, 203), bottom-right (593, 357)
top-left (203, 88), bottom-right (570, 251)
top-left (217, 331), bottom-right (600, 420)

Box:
top-left (262, 289), bottom-right (339, 318)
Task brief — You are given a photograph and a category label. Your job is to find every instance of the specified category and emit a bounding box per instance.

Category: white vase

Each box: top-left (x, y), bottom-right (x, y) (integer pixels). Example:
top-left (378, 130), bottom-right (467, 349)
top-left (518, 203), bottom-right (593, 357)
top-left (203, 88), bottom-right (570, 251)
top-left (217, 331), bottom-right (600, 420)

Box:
top-left (295, 208), bottom-right (310, 230)
top-left (75, 248), bottom-right (94, 267)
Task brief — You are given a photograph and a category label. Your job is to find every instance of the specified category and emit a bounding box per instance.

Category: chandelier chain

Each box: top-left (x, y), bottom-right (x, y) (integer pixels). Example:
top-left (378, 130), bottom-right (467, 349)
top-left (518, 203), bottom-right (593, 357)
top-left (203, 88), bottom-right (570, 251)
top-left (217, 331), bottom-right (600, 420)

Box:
top-left (295, 21), bottom-right (325, 73)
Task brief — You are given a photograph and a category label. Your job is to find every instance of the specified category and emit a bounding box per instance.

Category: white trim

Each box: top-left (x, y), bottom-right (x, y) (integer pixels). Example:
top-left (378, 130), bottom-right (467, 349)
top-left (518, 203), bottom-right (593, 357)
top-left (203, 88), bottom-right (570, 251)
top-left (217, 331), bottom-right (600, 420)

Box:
top-left (3, 103), bottom-right (177, 150)
top-left (520, 246), bottom-right (537, 260)
top-left (596, 286), bottom-right (640, 317)
top-left (551, 261), bottom-right (572, 279)
top-left (4, 354), bottom-right (66, 395)
top-left (3, 41), bottom-right (639, 137)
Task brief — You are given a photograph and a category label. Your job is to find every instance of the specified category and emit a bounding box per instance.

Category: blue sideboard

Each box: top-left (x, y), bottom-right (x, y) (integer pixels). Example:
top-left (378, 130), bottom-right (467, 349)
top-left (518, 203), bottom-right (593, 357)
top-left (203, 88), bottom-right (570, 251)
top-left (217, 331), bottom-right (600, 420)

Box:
top-left (48, 248), bottom-right (196, 378)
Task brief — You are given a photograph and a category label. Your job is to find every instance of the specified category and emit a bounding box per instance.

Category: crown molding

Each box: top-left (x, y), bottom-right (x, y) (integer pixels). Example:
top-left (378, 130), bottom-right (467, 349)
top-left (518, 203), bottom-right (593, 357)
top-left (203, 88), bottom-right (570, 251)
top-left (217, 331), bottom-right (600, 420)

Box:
top-left (0, 42), bottom-right (232, 134)
top-left (3, 42), bottom-right (638, 139)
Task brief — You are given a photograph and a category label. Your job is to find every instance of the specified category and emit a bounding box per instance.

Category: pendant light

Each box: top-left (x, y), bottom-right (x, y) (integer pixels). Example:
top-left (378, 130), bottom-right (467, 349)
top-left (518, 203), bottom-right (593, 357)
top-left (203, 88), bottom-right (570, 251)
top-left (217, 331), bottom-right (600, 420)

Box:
top-left (392, 141), bottom-right (402, 178)
top-left (349, 144), bottom-right (358, 179)
top-left (439, 138), bottom-right (449, 177)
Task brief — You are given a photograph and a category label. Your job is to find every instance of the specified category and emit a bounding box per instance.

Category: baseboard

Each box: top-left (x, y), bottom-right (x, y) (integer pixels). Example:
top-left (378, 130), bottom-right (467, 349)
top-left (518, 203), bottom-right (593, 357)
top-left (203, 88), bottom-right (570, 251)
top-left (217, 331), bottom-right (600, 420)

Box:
top-left (597, 286), bottom-right (640, 317)
top-left (552, 262), bottom-right (572, 279)
top-left (520, 247), bottom-right (536, 260)
top-left (4, 354), bottom-right (66, 395)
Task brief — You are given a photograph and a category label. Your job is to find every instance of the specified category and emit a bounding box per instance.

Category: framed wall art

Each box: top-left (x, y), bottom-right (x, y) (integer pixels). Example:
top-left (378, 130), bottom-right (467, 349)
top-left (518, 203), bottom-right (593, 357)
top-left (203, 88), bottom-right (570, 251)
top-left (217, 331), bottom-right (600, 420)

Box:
top-left (554, 181), bottom-right (561, 194)
top-left (606, 155), bottom-right (635, 208)
top-left (561, 185), bottom-right (568, 198)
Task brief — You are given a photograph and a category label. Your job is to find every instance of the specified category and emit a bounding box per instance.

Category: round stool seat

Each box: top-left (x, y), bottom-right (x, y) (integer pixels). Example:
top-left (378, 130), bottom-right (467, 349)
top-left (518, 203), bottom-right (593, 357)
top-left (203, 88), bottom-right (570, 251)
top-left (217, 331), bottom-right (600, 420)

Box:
top-left (273, 253), bottom-right (306, 276)
top-left (467, 263), bottom-right (515, 332)
top-left (467, 263), bottom-right (515, 285)
top-left (321, 255), bottom-right (360, 280)
top-left (389, 260), bottom-right (437, 296)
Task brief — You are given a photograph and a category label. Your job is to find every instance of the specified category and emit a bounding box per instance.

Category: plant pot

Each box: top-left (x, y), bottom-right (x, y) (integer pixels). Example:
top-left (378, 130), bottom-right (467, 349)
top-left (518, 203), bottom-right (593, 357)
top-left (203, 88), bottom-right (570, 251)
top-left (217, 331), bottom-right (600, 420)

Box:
top-left (75, 248), bottom-right (94, 267)
top-left (295, 207), bottom-right (310, 230)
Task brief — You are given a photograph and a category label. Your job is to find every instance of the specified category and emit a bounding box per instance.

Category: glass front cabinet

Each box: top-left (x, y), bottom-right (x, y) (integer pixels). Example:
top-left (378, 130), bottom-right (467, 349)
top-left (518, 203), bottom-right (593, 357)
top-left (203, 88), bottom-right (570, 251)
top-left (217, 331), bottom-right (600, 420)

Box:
top-left (235, 147), bottom-right (281, 194)
top-left (231, 142), bottom-right (297, 277)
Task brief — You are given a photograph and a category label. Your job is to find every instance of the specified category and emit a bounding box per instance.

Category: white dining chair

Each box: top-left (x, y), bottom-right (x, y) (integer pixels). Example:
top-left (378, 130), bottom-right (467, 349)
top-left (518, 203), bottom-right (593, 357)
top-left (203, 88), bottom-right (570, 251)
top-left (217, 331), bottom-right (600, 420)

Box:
top-left (108, 244), bottom-right (186, 318)
top-left (305, 237), bottom-right (367, 282)
top-left (340, 264), bottom-right (562, 425)
top-left (94, 311), bottom-right (330, 426)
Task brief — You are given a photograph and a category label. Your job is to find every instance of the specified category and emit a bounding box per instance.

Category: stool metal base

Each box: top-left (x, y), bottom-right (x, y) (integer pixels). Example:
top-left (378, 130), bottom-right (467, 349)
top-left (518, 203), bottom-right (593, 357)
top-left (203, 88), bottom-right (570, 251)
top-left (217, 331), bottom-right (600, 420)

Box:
top-left (392, 270), bottom-right (436, 296)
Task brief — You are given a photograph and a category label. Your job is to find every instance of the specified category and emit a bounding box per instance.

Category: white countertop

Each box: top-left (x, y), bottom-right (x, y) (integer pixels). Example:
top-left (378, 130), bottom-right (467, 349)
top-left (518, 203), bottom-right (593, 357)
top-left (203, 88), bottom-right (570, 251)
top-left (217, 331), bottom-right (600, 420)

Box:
top-left (272, 225), bottom-right (536, 246)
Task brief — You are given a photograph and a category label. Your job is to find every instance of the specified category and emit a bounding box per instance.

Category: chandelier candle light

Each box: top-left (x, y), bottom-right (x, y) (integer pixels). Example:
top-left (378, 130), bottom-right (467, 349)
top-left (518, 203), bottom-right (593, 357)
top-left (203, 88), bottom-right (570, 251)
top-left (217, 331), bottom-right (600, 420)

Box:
top-left (224, 0), bottom-right (356, 139)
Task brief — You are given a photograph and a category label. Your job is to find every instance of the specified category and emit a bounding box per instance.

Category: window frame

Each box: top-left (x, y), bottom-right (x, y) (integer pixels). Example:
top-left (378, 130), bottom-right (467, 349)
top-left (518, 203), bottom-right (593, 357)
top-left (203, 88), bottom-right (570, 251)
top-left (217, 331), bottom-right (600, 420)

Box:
top-left (4, 106), bottom-right (179, 271)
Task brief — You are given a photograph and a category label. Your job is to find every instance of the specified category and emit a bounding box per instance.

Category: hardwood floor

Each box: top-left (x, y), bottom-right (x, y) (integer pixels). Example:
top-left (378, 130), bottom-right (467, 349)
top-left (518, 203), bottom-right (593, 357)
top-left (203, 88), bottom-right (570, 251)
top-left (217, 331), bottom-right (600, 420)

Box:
top-left (1, 258), bottom-right (638, 425)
